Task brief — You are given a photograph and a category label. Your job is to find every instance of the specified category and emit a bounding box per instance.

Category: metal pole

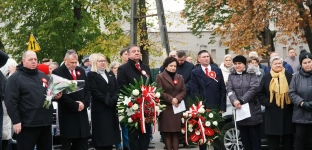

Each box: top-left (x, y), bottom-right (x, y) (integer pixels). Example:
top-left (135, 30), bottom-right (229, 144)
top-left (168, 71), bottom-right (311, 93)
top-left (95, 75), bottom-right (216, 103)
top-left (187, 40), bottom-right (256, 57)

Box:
top-left (155, 0), bottom-right (170, 56)
top-left (233, 108), bottom-right (240, 150)
top-left (130, 0), bottom-right (138, 45)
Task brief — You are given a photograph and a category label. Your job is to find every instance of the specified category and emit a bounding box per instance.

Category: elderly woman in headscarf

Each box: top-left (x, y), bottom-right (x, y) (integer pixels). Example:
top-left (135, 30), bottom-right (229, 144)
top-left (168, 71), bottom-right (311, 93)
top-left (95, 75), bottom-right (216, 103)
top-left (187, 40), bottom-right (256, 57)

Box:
top-left (289, 50), bottom-right (312, 150)
top-left (258, 56), bottom-right (294, 150)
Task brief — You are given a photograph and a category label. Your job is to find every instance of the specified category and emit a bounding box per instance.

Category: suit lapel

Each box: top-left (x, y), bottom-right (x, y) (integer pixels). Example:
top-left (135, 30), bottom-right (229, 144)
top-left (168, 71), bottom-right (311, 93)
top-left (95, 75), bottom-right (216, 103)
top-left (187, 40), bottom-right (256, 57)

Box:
top-left (195, 66), bottom-right (212, 86)
top-left (61, 65), bottom-right (75, 80)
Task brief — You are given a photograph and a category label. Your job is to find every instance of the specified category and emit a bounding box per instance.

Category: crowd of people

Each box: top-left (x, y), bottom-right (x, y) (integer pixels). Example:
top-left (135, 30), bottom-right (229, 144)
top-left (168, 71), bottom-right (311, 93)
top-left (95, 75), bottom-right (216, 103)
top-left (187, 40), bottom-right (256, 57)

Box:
top-left (0, 46), bottom-right (310, 150)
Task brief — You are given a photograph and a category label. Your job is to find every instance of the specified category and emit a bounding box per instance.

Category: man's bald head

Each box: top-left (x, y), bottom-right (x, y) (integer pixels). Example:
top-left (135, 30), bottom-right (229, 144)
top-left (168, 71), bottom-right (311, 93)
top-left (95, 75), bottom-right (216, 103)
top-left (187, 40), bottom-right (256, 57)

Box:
top-left (169, 51), bottom-right (177, 58)
top-left (22, 50), bottom-right (38, 70)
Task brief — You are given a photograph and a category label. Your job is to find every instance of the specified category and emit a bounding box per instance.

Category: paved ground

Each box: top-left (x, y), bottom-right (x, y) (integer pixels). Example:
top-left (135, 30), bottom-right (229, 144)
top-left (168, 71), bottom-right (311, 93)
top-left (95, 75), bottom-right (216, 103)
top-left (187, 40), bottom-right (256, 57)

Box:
top-left (149, 129), bottom-right (198, 150)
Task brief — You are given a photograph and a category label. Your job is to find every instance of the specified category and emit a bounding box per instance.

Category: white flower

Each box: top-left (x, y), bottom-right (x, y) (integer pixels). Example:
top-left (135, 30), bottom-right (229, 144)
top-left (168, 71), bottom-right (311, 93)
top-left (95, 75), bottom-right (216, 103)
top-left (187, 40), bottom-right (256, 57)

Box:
top-left (132, 104), bottom-right (139, 111)
top-left (199, 139), bottom-right (206, 145)
top-left (213, 121), bottom-right (218, 126)
top-left (188, 128), bottom-right (193, 132)
top-left (183, 112), bottom-right (188, 117)
top-left (155, 92), bottom-right (161, 98)
top-left (132, 89), bottom-right (140, 96)
top-left (181, 118), bottom-right (185, 123)
top-left (188, 124), bottom-right (193, 128)
top-left (205, 121), bottom-right (211, 127)
top-left (209, 113), bottom-right (214, 118)
top-left (128, 118), bottom-right (133, 123)
top-left (198, 107), bottom-right (205, 113)
top-left (181, 128), bottom-right (185, 134)
top-left (126, 108), bottom-right (135, 116)
top-left (155, 106), bottom-right (160, 112)
top-left (119, 95), bottom-right (123, 99)
top-left (195, 130), bottom-right (200, 135)
top-left (123, 96), bottom-right (132, 105)
top-left (118, 109), bottom-right (123, 113)
top-left (119, 116), bottom-right (124, 121)
top-left (189, 113), bottom-right (192, 117)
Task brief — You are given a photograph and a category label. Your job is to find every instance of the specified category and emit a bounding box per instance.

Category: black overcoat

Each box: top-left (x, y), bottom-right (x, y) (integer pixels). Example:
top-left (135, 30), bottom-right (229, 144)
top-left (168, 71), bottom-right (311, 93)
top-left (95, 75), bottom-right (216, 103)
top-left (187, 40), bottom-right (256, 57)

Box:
top-left (52, 64), bottom-right (91, 138)
top-left (258, 71), bottom-right (294, 135)
top-left (87, 71), bottom-right (121, 146)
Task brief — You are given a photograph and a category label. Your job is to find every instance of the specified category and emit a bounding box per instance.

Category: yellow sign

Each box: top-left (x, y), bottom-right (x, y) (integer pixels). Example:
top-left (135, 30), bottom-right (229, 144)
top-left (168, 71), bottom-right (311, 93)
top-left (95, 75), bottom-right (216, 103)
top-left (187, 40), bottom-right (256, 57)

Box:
top-left (27, 34), bottom-right (40, 52)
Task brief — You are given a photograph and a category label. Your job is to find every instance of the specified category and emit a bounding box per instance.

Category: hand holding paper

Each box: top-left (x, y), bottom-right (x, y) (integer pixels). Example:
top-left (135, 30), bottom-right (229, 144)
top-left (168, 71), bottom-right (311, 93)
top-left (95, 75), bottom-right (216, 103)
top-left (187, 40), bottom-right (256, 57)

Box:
top-left (235, 103), bottom-right (251, 121)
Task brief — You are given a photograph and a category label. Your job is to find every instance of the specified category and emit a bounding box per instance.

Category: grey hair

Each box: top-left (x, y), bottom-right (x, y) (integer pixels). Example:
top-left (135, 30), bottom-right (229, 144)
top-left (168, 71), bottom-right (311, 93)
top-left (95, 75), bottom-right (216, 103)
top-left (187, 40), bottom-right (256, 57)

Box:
top-left (64, 49), bottom-right (78, 58)
top-left (270, 56), bottom-right (283, 66)
top-left (109, 61), bottom-right (120, 70)
top-left (50, 62), bottom-right (59, 67)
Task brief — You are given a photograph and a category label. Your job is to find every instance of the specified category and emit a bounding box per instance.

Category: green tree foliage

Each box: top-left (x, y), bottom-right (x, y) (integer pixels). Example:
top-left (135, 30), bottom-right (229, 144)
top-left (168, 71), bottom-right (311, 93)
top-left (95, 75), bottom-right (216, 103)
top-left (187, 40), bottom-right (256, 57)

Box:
top-left (0, 0), bottom-right (130, 63)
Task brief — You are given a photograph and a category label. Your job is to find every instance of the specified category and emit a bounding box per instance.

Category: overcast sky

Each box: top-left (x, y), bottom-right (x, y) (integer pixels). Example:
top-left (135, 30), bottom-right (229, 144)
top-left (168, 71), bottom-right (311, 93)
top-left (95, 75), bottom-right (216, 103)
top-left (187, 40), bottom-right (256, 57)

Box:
top-left (147, 0), bottom-right (185, 13)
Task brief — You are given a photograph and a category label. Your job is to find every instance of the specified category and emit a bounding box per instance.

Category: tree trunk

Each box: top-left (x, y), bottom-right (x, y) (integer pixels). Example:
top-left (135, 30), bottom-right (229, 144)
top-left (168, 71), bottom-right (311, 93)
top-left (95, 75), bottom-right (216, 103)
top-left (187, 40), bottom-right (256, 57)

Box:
top-left (298, 2), bottom-right (312, 52)
top-left (138, 0), bottom-right (149, 65)
top-left (260, 25), bottom-right (275, 58)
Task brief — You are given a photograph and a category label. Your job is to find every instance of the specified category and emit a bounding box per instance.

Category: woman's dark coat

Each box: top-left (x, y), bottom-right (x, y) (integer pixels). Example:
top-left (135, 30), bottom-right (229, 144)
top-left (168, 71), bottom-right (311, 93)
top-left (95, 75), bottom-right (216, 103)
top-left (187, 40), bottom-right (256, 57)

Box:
top-left (258, 71), bottom-right (294, 135)
top-left (88, 71), bottom-right (121, 147)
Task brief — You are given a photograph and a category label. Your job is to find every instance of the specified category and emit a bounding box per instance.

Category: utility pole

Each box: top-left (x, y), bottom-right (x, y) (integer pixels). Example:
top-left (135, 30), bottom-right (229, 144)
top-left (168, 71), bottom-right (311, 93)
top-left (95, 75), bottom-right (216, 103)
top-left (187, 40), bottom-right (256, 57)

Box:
top-left (130, 0), bottom-right (138, 45)
top-left (155, 0), bottom-right (170, 56)
top-left (130, 0), bottom-right (170, 58)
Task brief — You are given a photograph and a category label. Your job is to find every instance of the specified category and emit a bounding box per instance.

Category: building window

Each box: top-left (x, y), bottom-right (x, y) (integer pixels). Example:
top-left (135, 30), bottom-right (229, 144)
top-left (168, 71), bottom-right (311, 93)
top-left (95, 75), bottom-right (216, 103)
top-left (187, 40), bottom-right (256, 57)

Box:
top-left (283, 47), bottom-right (287, 59)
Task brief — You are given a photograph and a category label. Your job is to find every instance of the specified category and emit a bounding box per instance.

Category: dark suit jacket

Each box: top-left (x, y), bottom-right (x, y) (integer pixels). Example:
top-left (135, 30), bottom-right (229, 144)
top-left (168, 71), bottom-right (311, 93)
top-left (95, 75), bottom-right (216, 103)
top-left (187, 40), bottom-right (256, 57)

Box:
top-left (191, 65), bottom-right (227, 111)
top-left (52, 64), bottom-right (90, 138)
top-left (87, 71), bottom-right (121, 146)
top-left (117, 59), bottom-right (152, 89)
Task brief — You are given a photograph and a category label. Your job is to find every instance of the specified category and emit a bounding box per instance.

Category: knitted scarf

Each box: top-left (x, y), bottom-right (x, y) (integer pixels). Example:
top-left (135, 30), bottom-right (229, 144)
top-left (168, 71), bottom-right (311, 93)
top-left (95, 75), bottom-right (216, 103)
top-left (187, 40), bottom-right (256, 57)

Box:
top-left (269, 68), bottom-right (291, 108)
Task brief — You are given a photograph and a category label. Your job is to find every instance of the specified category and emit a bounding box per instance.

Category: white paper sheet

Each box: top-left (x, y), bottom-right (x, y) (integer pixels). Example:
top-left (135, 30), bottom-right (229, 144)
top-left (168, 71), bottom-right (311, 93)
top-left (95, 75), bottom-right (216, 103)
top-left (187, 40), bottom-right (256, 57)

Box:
top-left (235, 103), bottom-right (251, 121)
top-left (173, 100), bottom-right (186, 114)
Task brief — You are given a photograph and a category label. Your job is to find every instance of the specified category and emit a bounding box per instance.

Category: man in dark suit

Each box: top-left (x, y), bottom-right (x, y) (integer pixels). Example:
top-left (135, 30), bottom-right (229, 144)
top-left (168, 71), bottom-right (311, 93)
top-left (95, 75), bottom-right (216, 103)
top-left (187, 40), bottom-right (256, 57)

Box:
top-left (52, 50), bottom-right (90, 150)
top-left (117, 45), bottom-right (152, 150)
top-left (191, 50), bottom-right (226, 150)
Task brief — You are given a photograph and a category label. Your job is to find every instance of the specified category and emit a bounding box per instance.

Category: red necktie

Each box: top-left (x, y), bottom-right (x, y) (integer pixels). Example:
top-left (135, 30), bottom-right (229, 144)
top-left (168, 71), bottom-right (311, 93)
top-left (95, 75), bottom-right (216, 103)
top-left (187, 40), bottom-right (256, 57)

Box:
top-left (70, 70), bottom-right (76, 80)
top-left (205, 68), bottom-right (209, 77)
top-left (135, 63), bottom-right (141, 71)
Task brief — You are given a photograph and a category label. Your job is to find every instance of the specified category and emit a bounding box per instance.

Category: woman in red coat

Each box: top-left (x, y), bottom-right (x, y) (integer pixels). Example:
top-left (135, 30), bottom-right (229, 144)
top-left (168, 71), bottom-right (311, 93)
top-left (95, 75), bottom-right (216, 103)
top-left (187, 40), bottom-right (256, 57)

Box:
top-left (156, 57), bottom-right (186, 150)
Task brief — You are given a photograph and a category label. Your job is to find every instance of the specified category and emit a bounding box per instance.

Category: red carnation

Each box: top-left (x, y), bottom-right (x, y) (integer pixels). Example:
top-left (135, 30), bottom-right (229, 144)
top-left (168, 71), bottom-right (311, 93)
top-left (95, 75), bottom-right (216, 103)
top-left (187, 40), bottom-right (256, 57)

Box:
top-left (155, 98), bottom-right (160, 103)
top-left (190, 133), bottom-right (200, 142)
top-left (205, 127), bottom-right (215, 136)
top-left (128, 102), bottom-right (133, 107)
top-left (136, 97), bottom-right (143, 104)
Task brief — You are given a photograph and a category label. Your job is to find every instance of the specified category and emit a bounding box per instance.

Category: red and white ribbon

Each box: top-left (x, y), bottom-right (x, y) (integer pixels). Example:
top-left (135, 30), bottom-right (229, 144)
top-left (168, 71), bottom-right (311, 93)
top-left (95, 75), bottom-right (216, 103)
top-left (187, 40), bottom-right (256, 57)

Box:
top-left (198, 119), bottom-right (206, 145)
top-left (140, 97), bottom-right (146, 133)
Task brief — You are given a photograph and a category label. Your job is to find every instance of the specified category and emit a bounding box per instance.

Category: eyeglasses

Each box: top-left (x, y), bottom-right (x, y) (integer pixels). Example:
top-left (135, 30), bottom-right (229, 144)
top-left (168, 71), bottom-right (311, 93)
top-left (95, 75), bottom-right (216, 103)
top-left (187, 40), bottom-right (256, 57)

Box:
top-left (98, 60), bottom-right (107, 63)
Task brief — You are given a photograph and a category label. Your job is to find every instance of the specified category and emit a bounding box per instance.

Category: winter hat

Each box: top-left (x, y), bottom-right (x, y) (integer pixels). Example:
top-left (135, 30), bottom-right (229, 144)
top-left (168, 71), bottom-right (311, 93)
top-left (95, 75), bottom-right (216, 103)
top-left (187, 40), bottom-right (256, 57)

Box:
top-left (37, 64), bottom-right (49, 75)
top-left (82, 55), bottom-right (89, 63)
top-left (233, 55), bottom-right (247, 66)
top-left (299, 49), bottom-right (312, 65)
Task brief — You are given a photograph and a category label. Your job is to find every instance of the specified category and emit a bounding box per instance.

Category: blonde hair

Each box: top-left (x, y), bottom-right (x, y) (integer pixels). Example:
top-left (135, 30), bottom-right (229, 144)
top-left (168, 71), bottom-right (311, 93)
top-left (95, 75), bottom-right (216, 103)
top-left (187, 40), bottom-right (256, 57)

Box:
top-left (224, 54), bottom-right (232, 60)
top-left (90, 53), bottom-right (106, 73)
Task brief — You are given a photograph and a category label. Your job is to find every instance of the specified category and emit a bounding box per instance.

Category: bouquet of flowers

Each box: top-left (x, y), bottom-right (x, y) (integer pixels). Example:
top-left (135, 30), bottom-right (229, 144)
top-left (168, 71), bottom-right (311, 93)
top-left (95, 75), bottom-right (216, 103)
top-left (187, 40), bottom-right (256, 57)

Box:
top-left (43, 74), bottom-right (85, 109)
top-left (117, 77), bottom-right (165, 133)
top-left (181, 100), bottom-right (223, 147)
